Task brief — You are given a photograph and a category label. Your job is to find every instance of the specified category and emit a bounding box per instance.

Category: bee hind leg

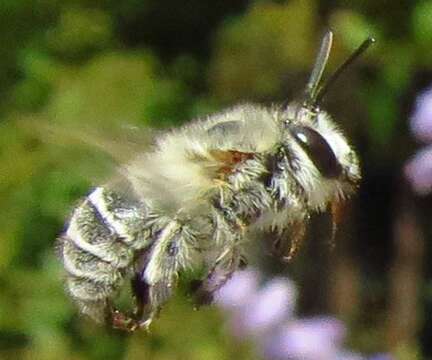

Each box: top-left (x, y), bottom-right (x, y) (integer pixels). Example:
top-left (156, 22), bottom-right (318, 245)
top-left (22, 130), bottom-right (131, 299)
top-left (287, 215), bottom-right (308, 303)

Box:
top-left (107, 275), bottom-right (161, 332)
top-left (129, 220), bottom-right (189, 330)
top-left (106, 303), bottom-right (141, 332)
top-left (137, 280), bottom-right (172, 331)
top-left (105, 268), bottom-right (156, 332)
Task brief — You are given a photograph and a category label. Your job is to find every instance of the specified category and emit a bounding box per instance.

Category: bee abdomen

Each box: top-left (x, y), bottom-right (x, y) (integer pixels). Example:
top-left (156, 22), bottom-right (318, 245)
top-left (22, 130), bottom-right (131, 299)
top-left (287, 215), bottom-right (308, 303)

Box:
top-left (61, 238), bottom-right (121, 321)
top-left (61, 238), bottom-right (123, 284)
top-left (64, 194), bottom-right (132, 267)
top-left (66, 276), bottom-right (117, 301)
top-left (87, 187), bottom-right (155, 250)
top-left (60, 187), bottom-right (156, 319)
top-left (64, 186), bottom-right (155, 265)
top-left (74, 298), bottom-right (107, 322)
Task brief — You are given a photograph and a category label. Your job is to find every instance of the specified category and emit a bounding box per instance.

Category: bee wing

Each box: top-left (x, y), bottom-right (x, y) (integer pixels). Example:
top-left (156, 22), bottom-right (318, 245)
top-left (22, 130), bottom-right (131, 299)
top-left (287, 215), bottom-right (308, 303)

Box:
top-left (17, 116), bottom-right (161, 191)
top-left (20, 118), bottom-right (157, 163)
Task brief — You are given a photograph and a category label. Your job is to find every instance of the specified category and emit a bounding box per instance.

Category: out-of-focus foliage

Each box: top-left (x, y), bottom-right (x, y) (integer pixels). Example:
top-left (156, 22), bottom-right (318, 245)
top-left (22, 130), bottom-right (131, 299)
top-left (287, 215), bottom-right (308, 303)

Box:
top-left (0, 0), bottom-right (431, 359)
top-left (209, 0), bottom-right (317, 100)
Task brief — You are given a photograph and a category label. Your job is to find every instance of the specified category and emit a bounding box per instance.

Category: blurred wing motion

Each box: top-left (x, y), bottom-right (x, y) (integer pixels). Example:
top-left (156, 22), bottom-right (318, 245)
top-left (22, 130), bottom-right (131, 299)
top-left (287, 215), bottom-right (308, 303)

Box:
top-left (18, 117), bottom-right (157, 165)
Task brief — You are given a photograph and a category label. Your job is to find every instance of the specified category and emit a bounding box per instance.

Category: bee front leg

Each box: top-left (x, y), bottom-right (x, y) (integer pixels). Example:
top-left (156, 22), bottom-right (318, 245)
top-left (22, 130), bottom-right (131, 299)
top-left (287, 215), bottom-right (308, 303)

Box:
top-left (269, 220), bottom-right (307, 262)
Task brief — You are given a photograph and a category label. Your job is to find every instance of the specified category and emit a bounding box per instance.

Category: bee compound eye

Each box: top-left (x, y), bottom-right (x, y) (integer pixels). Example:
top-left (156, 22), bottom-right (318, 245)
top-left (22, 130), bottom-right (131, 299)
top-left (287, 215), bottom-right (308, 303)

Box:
top-left (289, 125), bottom-right (342, 178)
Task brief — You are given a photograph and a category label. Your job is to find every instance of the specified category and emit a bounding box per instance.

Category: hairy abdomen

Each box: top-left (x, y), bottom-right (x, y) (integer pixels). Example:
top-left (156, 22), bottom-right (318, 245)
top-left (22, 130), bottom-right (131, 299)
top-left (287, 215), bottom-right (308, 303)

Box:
top-left (59, 187), bottom-right (155, 321)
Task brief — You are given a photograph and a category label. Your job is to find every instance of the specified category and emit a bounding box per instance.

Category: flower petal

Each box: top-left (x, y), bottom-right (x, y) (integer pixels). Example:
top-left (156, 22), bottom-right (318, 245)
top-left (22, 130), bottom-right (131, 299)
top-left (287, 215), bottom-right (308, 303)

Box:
top-left (404, 145), bottom-right (432, 194)
top-left (264, 317), bottom-right (346, 360)
top-left (410, 87), bottom-right (432, 142)
top-left (238, 277), bottom-right (297, 336)
top-left (215, 269), bottom-right (260, 310)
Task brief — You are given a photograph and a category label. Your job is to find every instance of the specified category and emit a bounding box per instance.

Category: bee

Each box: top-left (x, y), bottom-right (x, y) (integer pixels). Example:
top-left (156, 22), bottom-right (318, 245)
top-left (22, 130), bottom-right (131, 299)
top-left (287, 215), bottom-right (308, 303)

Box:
top-left (58, 31), bottom-right (374, 331)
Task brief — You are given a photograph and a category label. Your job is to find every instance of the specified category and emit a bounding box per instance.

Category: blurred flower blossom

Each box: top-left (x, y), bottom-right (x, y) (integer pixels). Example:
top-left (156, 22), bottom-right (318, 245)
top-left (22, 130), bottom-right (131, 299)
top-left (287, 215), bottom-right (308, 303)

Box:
top-left (405, 86), bottom-right (432, 194)
top-left (264, 317), bottom-right (347, 360)
top-left (404, 145), bottom-right (432, 195)
top-left (217, 271), bottom-right (296, 338)
top-left (366, 355), bottom-right (394, 360)
top-left (216, 268), bottom-right (261, 310)
top-left (216, 269), bottom-right (393, 360)
top-left (240, 277), bottom-right (296, 335)
top-left (410, 88), bottom-right (432, 143)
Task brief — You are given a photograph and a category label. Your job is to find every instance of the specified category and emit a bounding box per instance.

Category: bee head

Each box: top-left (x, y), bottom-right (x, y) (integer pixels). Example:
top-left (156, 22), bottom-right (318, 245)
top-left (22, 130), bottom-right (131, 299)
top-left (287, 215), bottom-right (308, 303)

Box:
top-left (282, 31), bottom-right (374, 207)
top-left (285, 104), bottom-right (361, 200)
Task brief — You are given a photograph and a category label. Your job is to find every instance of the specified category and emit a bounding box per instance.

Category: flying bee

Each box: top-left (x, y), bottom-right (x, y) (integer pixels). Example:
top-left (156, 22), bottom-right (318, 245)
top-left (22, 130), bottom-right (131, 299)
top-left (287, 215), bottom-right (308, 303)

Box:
top-left (58, 31), bottom-right (374, 332)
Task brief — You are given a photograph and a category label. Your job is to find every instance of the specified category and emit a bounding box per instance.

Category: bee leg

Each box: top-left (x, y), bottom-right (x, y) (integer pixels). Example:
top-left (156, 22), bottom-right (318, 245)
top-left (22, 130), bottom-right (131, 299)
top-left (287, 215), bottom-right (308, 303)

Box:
top-left (104, 247), bottom-right (153, 332)
top-left (193, 247), bottom-right (243, 306)
top-left (192, 195), bottom-right (249, 305)
top-left (107, 303), bottom-right (140, 332)
top-left (239, 254), bottom-right (248, 269)
top-left (134, 221), bottom-right (195, 329)
top-left (270, 220), bottom-right (307, 262)
top-left (107, 276), bottom-right (166, 332)
top-left (284, 220), bottom-right (307, 261)
top-left (131, 271), bottom-right (150, 320)
top-left (270, 229), bottom-right (292, 259)
top-left (129, 261), bottom-right (164, 331)
top-left (133, 280), bottom-right (172, 331)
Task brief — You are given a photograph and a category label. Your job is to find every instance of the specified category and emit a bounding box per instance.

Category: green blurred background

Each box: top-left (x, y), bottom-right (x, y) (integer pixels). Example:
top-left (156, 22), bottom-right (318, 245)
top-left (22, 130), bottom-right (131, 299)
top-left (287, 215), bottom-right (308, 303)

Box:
top-left (0, 0), bottom-right (431, 359)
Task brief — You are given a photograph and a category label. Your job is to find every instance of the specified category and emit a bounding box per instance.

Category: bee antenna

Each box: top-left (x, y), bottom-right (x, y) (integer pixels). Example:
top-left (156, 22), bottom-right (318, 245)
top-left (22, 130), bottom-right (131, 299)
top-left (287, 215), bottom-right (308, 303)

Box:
top-left (302, 30), bottom-right (375, 110)
top-left (314, 35), bottom-right (375, 105)
top-left (304, 30), bottom-right (333, 108)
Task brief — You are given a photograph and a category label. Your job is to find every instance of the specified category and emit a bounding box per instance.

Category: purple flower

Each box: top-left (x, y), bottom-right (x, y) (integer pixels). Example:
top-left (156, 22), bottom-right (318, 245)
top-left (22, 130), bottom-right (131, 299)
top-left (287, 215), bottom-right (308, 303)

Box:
top-left (405, 86), bottom-right (432, 194)
top-left (216, 269), bottom-right (392, 360)
top-left (264, 317), bottom-right (347, 360)
top-left (216, 270), bottom-right (297, 337)
top-left (236, 277), bottom-right (297, 336)
top-left (404, 145), bottom-right (432, 195)
top-left (410, 87), bottom-right (432, 143)
top-left (367, 354), bottom-right (394, 360)
top-left (216, 268), bottom-right (261, 310)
